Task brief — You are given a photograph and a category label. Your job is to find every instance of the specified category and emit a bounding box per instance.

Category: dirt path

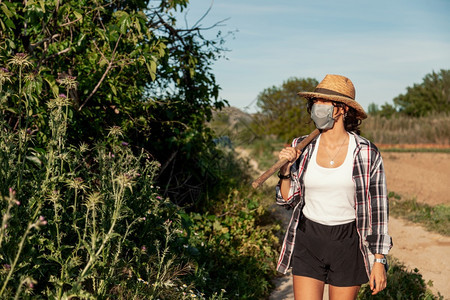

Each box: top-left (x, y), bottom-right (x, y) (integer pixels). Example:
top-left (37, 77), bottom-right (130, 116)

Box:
top-left (389, 217), bottom-right (450, 298)
top-left (255, 151), bottom-right (450, 299)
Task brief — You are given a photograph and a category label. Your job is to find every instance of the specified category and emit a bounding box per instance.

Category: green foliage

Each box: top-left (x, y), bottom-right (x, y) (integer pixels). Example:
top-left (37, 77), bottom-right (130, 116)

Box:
top-left (368, 69), bottom-right (450, 119)
top-left (389, 192), bottom-right (450, 236)
top-left (393, 69), bottom-right (450, 117)
top-left (252, 77), bottom-right (318, 142)
top-left (0, 0), bottom-right (228, 208)
top-left (0, 64), bottom-right (190, 297)
top-left (180, 190), bottom-right (280, 299)
top-left (367, 102), bottom-right (398, 119)
top-left (0, 56), bottom-right (281, 299)
top-left (0, 91), bottom-right (189, 298)
top-left (358, 257), bottom-right (442, 299)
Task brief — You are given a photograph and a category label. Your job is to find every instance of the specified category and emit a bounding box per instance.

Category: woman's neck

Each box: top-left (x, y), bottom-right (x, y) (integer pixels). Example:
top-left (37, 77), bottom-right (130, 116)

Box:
top-left (320, 123), bottom-right (348, 145)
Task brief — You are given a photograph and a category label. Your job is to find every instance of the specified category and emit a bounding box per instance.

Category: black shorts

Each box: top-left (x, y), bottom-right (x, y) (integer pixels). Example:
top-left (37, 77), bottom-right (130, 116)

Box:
top-left (292, 217), bottom-right (369, 286)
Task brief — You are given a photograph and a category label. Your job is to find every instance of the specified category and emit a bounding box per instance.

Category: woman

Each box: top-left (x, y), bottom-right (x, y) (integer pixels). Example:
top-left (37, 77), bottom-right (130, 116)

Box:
top-left (276, 74), bottom-right (392, 299)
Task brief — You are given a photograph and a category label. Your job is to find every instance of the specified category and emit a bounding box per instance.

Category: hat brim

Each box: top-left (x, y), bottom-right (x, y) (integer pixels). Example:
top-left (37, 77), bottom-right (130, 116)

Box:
top-left (298, 91), bottom-right (367, 120)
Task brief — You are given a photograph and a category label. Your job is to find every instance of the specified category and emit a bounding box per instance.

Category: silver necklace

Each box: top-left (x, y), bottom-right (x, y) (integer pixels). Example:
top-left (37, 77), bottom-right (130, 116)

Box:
top-left (324, 135), bottom-right (347, 166)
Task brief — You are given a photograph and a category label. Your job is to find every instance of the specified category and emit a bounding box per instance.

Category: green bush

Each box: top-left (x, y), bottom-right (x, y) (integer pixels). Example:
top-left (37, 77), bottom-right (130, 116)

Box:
top-left (0, 54), bottom-right (282, 299)
top-left (0, 105), bottom-right (191, 298)
top-left (179, 190), bottom-right (281, 299)
top-left (0, 0), bottom-right (230, 210)
top-left (358, 257), bottom-right (442, 299)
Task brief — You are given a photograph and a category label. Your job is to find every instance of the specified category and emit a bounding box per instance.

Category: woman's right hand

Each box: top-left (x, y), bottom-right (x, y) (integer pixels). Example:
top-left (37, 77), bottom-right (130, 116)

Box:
top-left (278, 147), bottom-right (300, 175)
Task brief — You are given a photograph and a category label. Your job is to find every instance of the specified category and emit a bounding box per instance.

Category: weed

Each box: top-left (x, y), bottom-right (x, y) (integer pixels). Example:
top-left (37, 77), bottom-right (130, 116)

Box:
top-left (359, 256), bottom-right (443, 299)
top-left (389, 192), bottom-right (450, 236)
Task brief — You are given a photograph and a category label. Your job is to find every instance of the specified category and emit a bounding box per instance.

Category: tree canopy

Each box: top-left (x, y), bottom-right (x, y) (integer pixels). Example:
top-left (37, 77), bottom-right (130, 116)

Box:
top-left (0, 0), bottom-right (228, 207)
top-left (369, 69), bottom-right (450, 118)
top-left (253, 77), bottom-right (318, 142)
top-left (393, 69), bottom-right (450, 117)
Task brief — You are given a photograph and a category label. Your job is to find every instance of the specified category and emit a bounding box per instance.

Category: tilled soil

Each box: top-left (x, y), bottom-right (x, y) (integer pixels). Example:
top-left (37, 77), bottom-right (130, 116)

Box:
top-left (382, 152), bottom-right (450, 206)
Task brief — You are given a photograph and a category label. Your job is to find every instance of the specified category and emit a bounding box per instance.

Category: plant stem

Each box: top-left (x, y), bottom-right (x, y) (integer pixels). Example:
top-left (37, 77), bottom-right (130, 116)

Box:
top-left (0, 222), bottom-right (32, 296)
top-left (79, 181), bottom-right (125, 279)
top-left (0, 197), bottom-right (14, 248)
top-left (16, 66), bottom-right (23, 191)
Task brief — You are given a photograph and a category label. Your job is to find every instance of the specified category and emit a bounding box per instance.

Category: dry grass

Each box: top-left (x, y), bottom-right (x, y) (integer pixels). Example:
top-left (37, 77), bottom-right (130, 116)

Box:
top-left (361, 113), bottom-right (450, 145)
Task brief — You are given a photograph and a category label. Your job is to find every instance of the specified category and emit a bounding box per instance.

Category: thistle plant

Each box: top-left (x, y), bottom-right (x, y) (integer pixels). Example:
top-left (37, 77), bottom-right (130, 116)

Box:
top-left (0, 53), bottom-right (203, 299)
top-left (0, 195), bottom-right (46, 297)
top-left (0, 188), bottom-right (20, 248)
top-left (3, 54), bottom-right (34, 191)
top-left (0, 67), bottom-right (12, 94)
top-left (66, 177), bottom-right (87, 221)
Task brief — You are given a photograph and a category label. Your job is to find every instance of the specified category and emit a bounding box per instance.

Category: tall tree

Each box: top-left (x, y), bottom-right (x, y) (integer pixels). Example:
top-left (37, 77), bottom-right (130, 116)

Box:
top-left (393, 69), bottom-right (450, 117)
top-left (253, 77), bottom-right (318, 142)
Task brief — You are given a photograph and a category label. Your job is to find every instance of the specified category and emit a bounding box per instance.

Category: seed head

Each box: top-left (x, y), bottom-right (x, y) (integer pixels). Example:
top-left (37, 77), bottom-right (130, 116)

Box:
top-left (58, 152), bottom-right (69, 161)
top-left (79, 142), bottom-right (89, 153)
top-left (47, 94), bottom-right (71, 109)
top-left (47, 190), bottom-right (61, 203)
top-left (0, 67), bottom-right (12, 84)
top-left (85, 191), bottom-right (103, 210)
top-left (114, 173), bottom-right (135, 190)
top-left (66, 177), bottom-right (87, 191)
top-left (24, 70), bottom-right (39, 83)
top-left (107, 126), bottom-right (123, 138)
top-left (8, 53), bottom-right (33, 69)
top-left (56, 73), bottom-right (78, 89)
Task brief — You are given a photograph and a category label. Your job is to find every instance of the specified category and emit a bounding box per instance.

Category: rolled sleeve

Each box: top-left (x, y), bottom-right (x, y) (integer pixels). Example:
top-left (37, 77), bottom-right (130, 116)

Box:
top-left (275, 177), bottom-right (301, 209)
top-left (274, 136), bottom-right (307, 210)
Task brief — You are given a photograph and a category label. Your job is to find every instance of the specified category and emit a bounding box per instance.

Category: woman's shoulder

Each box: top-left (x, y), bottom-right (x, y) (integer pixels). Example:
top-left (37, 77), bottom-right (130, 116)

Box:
top-left (291, 135), bottom-right (308, 145)
top-left (351, 132), bottom-right (382, 156)
top-left (291, 134), bottom-right (319, 148)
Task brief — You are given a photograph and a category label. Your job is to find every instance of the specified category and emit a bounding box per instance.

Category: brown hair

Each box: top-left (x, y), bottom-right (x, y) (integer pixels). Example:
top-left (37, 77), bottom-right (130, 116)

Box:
top-left (307, 98), bottom-right (362, 134)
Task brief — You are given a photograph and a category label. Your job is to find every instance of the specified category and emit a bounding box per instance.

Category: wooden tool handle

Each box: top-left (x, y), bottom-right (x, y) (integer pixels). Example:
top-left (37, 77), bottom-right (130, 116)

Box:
top-left (251, 129), bottom-right (320, 189)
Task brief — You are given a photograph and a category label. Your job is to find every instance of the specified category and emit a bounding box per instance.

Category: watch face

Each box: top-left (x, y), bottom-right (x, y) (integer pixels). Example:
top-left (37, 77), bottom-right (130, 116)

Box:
top-left (376, 258), bottom-right (387, 264)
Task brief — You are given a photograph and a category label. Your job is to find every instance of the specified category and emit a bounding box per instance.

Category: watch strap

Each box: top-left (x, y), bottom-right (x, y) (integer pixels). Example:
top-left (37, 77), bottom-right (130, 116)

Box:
top-left (277, 171), bottom-right (291, 180)
top-left (374, 258), bottom-right (387, 264)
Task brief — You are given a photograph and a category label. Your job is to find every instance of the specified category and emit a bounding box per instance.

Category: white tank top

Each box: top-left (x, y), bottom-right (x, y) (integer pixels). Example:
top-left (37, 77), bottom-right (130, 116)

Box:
top-left (302, 133), bottom-right (357, 225)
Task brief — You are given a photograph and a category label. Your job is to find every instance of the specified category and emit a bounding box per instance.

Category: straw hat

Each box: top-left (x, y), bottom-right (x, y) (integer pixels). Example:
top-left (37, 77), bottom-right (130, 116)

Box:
top-left (298, 74), bottom-right (367, 119)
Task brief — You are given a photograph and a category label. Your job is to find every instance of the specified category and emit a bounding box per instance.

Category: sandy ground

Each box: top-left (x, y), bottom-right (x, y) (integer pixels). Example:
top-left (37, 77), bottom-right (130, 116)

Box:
top-left (382, 152), bottom-right (450, 206)
top-left (267, 152), bottom-right (450, 299)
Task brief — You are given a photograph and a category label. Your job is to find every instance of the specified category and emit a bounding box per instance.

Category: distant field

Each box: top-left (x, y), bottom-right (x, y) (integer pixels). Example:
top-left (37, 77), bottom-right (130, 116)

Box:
top-left (378, 143), bottom-right (450, 153)
top-left (361, 113), bottom-right (450, 145)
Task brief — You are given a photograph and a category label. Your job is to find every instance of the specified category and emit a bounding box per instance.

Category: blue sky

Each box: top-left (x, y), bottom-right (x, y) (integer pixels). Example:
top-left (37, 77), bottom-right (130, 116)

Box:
top-left (176, 0), bottom-right (450, 113)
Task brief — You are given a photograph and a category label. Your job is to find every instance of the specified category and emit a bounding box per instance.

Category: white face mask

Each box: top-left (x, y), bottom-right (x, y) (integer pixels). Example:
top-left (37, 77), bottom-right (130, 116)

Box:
top-left (311, 103), bottom-right (335, 130)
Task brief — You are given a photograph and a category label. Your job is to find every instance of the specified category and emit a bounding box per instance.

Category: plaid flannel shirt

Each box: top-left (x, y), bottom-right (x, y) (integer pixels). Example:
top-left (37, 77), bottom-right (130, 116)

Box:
top-left (275, 132), bottom-right (392, 277)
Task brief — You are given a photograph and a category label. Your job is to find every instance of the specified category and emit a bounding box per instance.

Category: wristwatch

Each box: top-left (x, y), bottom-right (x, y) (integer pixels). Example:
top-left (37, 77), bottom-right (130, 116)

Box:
top-left (374, 257), bottom-right (387, 264)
